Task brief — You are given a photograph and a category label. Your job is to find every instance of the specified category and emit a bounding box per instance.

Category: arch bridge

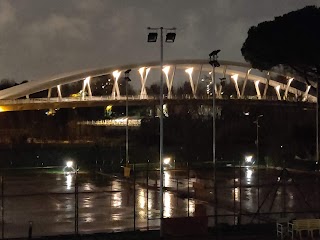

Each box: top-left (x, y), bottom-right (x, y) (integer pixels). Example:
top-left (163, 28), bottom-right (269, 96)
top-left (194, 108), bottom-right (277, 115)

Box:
top-left (0, 60), bottom-right (316, 111)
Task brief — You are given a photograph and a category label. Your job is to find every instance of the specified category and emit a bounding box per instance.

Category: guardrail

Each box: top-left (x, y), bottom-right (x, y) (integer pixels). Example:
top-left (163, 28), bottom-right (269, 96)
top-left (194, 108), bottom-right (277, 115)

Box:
top-left (0, 94), bottom-right (315, 105)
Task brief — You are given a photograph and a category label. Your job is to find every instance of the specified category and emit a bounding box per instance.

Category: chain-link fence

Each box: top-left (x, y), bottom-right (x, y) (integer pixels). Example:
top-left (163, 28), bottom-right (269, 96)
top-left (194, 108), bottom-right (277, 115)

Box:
top-left (0, 159), bottom-right (319, 238)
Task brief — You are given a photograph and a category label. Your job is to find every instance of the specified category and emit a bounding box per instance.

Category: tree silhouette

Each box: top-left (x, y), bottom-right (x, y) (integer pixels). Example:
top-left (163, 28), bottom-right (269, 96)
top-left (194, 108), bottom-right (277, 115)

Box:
top-left (241, 5), bottom-right (320, 161)
top-left (0, 79), bottom-right (18, 90)
top-left (242, 6), bottom-right (320, 79)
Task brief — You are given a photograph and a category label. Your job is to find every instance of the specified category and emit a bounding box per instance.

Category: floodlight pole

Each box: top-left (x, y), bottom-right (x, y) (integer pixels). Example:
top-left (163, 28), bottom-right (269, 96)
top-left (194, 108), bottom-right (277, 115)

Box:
top-left (126, 76), bottom-right (129, 166)
top-left (209, 50), bottom-right (220, 226)
top-left (159, 27), bottom-right (164, 237)
top-left (125, 70), bottom-right (131, 167)
top-left (255, 114), bottom-right (263, 221)
top-left (148, 26), bottom-right (176, 238)
top-left (211, 62), bottom-right (217, 225)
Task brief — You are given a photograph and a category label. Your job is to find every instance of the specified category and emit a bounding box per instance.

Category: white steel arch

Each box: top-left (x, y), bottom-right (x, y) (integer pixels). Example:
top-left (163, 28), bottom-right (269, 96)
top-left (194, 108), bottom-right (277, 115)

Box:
top-left (0, 59), bottom-right (316, 102)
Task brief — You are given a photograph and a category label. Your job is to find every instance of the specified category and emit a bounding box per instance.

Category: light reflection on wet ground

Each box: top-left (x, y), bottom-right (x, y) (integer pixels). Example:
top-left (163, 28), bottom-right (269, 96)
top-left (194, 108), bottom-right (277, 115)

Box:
top-left (1, 167), bottom-right (319, 238)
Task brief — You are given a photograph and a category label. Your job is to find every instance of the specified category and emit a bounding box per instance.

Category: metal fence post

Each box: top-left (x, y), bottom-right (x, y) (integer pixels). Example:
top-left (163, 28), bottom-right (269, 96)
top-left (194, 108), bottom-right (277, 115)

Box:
top-left (28, 221), bottom-right (33, 240)
top-left (147, 159), bottom-right (149, 230)
top-left (1, 176), bottom-right (4, 239)
top-left (74, 167), bottom-right (79, 235)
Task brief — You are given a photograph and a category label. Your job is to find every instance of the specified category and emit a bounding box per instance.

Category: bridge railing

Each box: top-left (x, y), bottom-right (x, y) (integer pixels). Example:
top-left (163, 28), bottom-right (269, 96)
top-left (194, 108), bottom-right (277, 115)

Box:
top-left (0, 94), bottom-right (314, 105)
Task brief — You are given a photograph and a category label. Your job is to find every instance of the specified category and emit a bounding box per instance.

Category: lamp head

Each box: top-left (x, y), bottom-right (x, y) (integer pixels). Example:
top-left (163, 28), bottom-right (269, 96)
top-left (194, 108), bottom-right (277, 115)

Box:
top-left (147, 32), bottom-right (158, 42)
top-left (166, 32), bottom-right (176, 43)
top-left (209, 49), bottom-right (221, 57)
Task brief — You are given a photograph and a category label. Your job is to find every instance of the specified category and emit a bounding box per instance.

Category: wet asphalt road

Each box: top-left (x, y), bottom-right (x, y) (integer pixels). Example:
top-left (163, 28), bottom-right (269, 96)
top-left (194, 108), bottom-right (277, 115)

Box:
top-left (1, 167), bottom-right (319, 238)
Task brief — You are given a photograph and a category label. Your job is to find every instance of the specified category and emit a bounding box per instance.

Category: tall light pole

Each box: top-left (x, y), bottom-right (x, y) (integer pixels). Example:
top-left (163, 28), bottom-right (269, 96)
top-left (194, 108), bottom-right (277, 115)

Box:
top-left (147, 27), bottom-right (176, 237)
top-left (254, 114), bottom-right (263, 220)
top-left (209, 50), bottom-right (221, 225)
top-left (124, 69), bottom-right (131, 167)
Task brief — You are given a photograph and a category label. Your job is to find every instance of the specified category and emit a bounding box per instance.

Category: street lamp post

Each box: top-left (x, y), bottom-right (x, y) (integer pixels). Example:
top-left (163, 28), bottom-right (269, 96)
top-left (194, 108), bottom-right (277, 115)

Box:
top-left (255, 114), bottom-right (263, 220)
top-left (209, 50), bottom-right (221, 226)
top-left (124, 69), bottom-right (131, 167)
top-left (147, 27), bottom-right (176, 238)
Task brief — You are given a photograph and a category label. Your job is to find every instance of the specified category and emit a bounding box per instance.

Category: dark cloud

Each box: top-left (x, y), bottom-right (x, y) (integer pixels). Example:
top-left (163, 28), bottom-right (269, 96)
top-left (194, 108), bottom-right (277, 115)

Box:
top-left (0, 0), bottom-right (318, 81)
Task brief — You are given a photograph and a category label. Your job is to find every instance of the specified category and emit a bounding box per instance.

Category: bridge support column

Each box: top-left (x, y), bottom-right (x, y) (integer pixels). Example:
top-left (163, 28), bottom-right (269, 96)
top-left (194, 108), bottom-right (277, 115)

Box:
top-left (163, 66), bottom-right (175, 99)
top-left (57, 85), bottom-right (62, 101)
top-left (82, 77), bottom-right (92, 100)
top-left (231, 74), bottom-right (241, 99)
top-left (47, 88), bottom-right (52, 100)
top-left (302, 85), bottom-right (311, 101)
top-left (241, 69), bottom-right (251, 98)
top-left (112, 70), bottom-right (121, 99)
top-left (185, 67), bottom-right (196, 98)
top-left (274, 85), bottom-right (281, 100)
top-left (195, 64), bottom-right (203, 97)
top-left (283, 78), bottom-right (293, 100)
top-left (262, 72), bottom-right (270, 99)
top-left (139, 67), bottom-right (150, 99)
top-left (254, 80), bottom-right (261, 99)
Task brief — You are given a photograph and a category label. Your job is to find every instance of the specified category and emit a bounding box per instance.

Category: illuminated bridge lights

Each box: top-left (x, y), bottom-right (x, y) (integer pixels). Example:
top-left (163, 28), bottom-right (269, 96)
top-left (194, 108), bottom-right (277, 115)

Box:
top-left (78, 118), bottom-right (141, 127)
top-left (0, 60), bottom-right (316, 107)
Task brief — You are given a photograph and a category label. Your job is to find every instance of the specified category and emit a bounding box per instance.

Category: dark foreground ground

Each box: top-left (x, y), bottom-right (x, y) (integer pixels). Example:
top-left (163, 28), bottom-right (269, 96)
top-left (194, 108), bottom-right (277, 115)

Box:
top-left (14, 224), bottom-right (277, 240)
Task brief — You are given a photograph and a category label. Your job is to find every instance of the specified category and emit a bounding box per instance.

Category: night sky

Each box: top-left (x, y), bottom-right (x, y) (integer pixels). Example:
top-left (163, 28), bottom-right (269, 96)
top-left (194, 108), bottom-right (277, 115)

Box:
top-left (0, 0), bottom-right (318, 81)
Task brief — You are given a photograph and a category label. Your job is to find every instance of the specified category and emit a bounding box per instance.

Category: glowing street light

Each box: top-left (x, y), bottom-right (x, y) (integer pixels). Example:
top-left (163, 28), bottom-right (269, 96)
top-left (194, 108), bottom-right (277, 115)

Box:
top-left (63, 160), bottom-right (76, 174)
top-left (163, 157), bottom-right (171, 165)
top-left (66, 161), bottom-right (73, 168)
top-left (245, 155), bottom-right (253, 164)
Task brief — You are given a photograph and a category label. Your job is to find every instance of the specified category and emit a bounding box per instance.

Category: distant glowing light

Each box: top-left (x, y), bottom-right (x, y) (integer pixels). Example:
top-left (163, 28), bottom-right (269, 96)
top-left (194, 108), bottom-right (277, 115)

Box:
top-left (0, 106), bottom-right (8, 112)
top-left (245, 155), bottom-right (253, 163)
top-left (163, 157), bottom-right (171, 165)
top-left (66, 161), bottom-right (73, 168)
top-left (78, 118), bottom-right (141, 127)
